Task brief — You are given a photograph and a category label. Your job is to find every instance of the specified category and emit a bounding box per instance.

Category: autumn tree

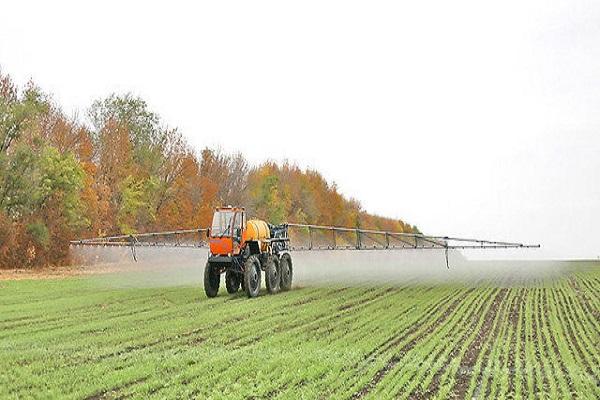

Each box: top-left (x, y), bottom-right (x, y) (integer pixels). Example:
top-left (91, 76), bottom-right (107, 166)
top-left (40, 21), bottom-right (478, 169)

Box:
top-left (0, 68), bottom-right (416, 268)
top-left (87, 94), bottom-right (193, 233)
top-left (0, 71), bottom-right (86, 266)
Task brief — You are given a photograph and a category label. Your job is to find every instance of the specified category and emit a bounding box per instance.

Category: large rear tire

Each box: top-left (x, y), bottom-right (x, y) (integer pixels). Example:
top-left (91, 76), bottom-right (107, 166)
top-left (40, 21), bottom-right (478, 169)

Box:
top-left (204, 261), bottom-right (220, 298)
top-left (280, 253), bottom-right (293, 291)
top-left (225, 270), bottom-right (241, 294)
top-left (265, 256), bottom-right (280, 294)
top-left (243, 255), bottom-right (261, 298)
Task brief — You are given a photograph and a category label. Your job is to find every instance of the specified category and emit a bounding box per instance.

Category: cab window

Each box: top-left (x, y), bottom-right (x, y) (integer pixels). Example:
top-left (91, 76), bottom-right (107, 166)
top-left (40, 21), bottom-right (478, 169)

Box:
top-left (211, 211), bottom-right (233, 237)
top-left (233, 212), bottom-right (243, 239)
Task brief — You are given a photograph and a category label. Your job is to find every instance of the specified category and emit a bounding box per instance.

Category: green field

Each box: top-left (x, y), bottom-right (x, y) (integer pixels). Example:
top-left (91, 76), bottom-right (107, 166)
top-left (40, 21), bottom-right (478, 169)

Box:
top-left (1, 264), bottom-right (599, 399)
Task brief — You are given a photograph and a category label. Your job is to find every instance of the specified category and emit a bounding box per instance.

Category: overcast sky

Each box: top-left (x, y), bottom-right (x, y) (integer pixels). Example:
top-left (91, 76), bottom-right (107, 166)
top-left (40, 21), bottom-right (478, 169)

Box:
top-left (1, 1), bottom-right (598, 259)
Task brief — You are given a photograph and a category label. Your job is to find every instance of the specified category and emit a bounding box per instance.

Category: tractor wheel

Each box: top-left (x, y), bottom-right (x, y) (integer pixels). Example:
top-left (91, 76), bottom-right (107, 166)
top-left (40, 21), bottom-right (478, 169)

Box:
top-left (204, 262), bottom-right (220, 298)
top-left (280, 253), bottom-right (293, 291)
top-left (225, 270), bottom-right (241, 294)
top-left (265, 256), bottom-right (280, 294)
top-left (243, 255), bottom-right (261, 298)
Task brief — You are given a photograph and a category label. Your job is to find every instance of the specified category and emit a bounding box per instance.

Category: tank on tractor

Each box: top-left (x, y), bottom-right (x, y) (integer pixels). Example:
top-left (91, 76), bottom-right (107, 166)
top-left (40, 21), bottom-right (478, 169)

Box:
top-left (204, 206), bottom-right (293, 298)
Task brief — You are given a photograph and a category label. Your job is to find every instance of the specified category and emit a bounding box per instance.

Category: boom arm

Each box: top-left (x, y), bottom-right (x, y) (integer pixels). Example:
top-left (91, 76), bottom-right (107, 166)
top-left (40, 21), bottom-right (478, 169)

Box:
top-left (70, 223), bottom-right (538, 268)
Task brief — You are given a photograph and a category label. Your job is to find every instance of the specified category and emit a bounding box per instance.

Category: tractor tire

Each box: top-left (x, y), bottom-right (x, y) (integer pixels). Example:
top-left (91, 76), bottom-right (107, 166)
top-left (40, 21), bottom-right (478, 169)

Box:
top-left (265, 256), bottom-right (280, 294)
top-left (243, 255), bottom-right (261, 298)
top-left (280, 253), bottom-right (293, 291)
top-left (204, 261), bottom-right (220, 298)
top-left (225, 270), bottom-right (241, 294)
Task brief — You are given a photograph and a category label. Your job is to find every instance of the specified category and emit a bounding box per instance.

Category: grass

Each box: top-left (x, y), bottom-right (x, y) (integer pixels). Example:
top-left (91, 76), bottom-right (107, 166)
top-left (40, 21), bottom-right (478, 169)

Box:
top-left (0, 263), bottom-right (598, 399)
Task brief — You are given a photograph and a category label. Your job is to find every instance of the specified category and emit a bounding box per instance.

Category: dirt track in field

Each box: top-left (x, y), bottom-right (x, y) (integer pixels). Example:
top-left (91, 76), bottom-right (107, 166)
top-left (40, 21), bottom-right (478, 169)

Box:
top-left (0, 264), bottom-right (130, 281)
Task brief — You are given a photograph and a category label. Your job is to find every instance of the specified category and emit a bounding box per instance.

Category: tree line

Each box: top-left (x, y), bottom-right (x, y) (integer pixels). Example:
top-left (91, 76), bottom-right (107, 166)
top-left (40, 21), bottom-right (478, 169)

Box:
top-left (0, 70), bottom-right (417, 268)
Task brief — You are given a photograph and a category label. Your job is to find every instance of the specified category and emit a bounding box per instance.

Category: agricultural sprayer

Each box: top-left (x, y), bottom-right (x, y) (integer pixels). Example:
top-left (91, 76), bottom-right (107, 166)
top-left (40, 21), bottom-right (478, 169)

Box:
top-left (71, 206), bottom-right (540, 298)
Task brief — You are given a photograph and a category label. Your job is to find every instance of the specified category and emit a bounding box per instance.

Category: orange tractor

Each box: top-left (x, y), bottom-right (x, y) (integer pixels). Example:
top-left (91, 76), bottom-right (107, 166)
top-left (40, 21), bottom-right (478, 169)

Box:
top-left (204, 206), bottom-right (292, 298)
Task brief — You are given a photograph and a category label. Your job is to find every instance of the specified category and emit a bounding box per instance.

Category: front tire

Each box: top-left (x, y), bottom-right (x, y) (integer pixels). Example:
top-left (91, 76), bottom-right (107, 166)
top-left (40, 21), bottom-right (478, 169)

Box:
top-left (280, 253), bottom-right (293, 291)
top-left (243, 255), bottom-right (261, 298)
top-left (204, 262), bottom-right (220, 298)
top-left (265, 256), bottom-right (280, 294)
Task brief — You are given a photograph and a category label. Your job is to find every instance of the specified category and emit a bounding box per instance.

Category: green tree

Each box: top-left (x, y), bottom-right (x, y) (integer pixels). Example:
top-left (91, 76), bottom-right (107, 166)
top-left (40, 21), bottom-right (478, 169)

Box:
top-left (26, 221), bottom-right (50, 249)
top-left (251, 170), bottom-right (288, 224)
top-left (0, 75), bottom-right (48, 154)
top-left (0, 142), bottom-right (85, 226)
top-left (117, 175), bottom-right (159, 234)
top-left (36, 146), bottom-right (86, 226)
top-left (0, 141), bottom-right (38, 217)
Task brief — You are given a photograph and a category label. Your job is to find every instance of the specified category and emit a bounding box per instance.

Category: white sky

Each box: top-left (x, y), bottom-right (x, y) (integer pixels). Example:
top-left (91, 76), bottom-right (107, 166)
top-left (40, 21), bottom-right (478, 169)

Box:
top-left (1, 1), bottom-right (599, 259)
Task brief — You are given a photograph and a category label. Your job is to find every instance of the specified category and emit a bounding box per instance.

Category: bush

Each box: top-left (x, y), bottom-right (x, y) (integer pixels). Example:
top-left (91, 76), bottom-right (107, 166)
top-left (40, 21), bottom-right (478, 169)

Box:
top-left (26, 221), bottom-right (50, 249)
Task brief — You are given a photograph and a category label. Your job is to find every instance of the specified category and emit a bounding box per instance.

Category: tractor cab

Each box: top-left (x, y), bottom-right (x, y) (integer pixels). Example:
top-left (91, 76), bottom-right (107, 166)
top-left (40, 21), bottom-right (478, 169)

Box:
top-left (209, 206), bottom-right (246, 256)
